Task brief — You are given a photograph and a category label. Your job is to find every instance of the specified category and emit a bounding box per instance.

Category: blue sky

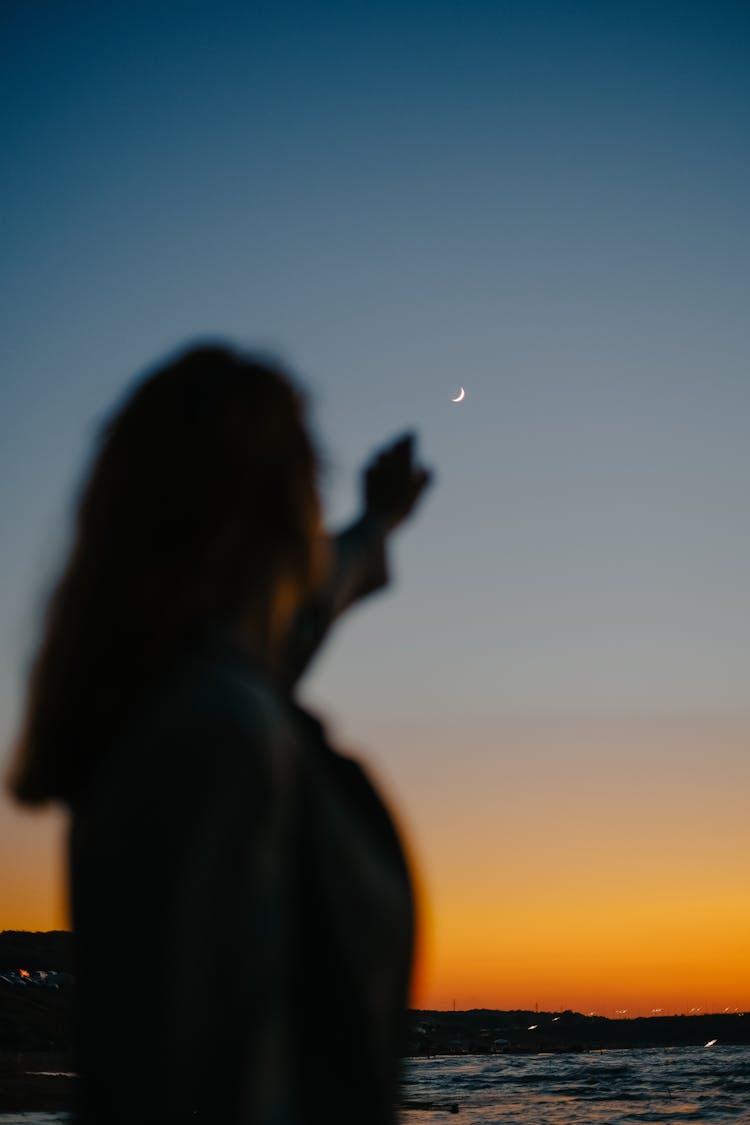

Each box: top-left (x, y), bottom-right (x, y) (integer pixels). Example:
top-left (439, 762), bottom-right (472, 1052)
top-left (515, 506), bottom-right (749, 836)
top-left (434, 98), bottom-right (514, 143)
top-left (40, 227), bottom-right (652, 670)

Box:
top-left (2, 2), bottom-right (749, 965)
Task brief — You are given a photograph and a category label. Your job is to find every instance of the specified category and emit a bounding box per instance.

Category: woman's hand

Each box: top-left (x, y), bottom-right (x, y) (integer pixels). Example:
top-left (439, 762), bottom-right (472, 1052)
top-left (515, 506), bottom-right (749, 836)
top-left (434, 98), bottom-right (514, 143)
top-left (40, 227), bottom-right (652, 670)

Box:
top-left (362, 432), bottom-right (433, 535)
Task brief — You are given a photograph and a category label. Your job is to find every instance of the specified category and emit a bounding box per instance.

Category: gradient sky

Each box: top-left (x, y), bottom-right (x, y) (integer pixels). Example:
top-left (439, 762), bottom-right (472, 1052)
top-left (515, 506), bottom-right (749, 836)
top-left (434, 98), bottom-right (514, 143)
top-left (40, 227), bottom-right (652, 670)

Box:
top-left (2, 1), bottom-right (749, 1013)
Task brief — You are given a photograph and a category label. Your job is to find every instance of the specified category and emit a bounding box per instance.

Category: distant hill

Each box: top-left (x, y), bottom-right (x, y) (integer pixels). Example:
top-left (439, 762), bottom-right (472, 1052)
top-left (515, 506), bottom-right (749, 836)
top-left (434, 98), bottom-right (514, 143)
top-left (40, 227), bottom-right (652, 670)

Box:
top-left (408, 1008), bottom-right (750, 1054)
top-left (0, 931), bottom-right (74, 971)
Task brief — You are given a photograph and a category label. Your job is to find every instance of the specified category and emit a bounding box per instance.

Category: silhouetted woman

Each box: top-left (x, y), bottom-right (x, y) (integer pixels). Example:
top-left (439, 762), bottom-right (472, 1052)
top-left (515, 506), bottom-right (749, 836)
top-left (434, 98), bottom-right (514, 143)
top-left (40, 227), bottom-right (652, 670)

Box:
top-left (8, 344), bottom-right (431, 1124)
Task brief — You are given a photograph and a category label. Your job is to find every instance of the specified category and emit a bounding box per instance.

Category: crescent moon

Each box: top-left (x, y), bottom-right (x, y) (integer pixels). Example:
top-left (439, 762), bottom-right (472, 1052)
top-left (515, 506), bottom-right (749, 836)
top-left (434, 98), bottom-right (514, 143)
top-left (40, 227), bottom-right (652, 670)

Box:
top-left (451, 387), bottom-right (466, 403)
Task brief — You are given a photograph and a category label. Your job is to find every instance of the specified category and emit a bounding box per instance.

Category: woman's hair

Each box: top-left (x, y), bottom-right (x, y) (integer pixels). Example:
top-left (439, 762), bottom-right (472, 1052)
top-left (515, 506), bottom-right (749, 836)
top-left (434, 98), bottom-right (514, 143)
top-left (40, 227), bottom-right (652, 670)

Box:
top-left (8, 344), bottom-right (320, 807)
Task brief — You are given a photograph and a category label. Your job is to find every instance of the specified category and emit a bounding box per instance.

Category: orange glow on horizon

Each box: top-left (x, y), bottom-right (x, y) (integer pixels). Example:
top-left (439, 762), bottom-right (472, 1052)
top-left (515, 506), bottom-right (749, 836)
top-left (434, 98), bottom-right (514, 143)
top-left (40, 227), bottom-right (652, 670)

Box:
top-left (381, 714), bottom-right (750, 1014)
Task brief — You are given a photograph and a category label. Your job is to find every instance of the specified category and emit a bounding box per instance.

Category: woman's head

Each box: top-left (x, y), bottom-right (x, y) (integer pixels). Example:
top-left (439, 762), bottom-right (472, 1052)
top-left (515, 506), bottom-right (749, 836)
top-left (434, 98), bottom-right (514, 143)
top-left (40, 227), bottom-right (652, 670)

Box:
top-left (81, 343), bottom-right (323, 618)
top-left (8, 344), bottom-right (323, 806)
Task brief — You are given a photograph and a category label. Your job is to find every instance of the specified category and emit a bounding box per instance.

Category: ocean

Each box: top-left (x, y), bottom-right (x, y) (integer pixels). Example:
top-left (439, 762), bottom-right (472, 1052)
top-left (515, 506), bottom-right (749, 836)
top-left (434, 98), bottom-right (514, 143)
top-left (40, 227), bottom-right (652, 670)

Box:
top-left (400, 1046), bottom-right (750, 1124)
top-left (2, 1046), bottom-right (749, 1124)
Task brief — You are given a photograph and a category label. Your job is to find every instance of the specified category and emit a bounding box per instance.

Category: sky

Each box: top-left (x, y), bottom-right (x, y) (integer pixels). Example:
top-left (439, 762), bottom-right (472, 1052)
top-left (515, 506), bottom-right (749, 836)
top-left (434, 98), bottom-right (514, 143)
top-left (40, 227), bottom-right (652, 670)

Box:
top-left (1, 0), bottom-right (749, 1013)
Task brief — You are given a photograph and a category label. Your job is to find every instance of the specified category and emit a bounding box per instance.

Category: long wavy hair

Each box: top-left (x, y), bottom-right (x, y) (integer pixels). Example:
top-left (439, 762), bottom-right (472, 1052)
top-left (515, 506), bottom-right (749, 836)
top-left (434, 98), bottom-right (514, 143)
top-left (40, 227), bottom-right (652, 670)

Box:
top-left (8, 344), bottom-right (320, 807)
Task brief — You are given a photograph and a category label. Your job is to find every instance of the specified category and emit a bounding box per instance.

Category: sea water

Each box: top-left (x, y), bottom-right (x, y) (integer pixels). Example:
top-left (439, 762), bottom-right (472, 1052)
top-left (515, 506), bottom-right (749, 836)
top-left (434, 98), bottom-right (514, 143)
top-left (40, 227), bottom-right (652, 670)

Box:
top-left (400, 1045), bottom-right (750, 1124)
top-left (2, 1046), bottom-right (749, 1124)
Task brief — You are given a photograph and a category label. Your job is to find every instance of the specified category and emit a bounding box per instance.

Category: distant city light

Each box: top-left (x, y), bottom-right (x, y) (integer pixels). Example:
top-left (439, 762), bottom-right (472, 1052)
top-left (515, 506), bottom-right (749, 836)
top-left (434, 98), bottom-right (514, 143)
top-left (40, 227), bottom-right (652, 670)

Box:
top-left (705, 1039), bottom-right (718, 1047)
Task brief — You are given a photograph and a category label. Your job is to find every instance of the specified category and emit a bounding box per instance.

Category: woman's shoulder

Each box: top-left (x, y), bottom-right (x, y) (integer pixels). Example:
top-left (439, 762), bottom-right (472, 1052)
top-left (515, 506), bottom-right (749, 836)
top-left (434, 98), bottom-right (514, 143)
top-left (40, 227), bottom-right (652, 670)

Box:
top-left (172, 633), bottom-right (288, 734)
top-left (152, 633), bottom-right (296, 766)
top-left (80, 631), bottom-right (298, 816)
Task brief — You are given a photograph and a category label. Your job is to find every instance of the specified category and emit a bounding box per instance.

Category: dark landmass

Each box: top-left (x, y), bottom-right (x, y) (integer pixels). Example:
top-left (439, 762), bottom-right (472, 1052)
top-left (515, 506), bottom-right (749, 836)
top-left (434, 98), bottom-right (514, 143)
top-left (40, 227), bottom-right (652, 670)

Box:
top-left (407, 1008), bottom-right (750, 1056)
top-left (0, 931), bottom-right (76, 1110)
top-left (2, 931), bottom-right (748, 1111)
top-left (0, 929), bottom-right (74, 971)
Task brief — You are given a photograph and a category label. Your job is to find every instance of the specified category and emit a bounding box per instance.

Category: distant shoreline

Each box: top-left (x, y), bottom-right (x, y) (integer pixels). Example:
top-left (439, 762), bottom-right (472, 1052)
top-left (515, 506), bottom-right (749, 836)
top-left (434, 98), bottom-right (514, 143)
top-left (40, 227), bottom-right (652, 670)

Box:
top-left (406, 1009), bottom-right (750, 1057)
